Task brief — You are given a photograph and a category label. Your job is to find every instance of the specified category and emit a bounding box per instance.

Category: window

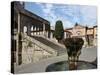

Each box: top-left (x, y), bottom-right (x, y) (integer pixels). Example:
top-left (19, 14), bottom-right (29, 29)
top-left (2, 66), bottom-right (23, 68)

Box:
top-left (76, 31), bottom-right (81, 35)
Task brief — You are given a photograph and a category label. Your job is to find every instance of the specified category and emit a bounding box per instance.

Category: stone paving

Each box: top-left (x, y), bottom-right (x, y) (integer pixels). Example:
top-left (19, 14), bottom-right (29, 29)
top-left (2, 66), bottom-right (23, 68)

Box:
top-left (15, 46), bottom-right (97, 74)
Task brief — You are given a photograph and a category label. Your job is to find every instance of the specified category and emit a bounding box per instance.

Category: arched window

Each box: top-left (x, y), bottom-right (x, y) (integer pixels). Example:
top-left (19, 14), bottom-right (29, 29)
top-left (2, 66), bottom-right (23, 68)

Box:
top-left (23, 26), bottom-right (27, 33)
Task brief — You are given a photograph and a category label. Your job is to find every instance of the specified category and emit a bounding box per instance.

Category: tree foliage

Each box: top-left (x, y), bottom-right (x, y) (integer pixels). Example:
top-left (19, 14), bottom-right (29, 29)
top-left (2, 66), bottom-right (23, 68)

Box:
top-left (63, 38), bottom-right (84, 57)
top-left (54, 20), bottom-right (64, 42)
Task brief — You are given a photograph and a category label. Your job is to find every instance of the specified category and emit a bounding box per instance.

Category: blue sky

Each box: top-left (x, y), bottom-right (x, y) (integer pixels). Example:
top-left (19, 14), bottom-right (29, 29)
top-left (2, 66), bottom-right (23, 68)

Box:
top-left (25, 2), bottom-right (97, 29)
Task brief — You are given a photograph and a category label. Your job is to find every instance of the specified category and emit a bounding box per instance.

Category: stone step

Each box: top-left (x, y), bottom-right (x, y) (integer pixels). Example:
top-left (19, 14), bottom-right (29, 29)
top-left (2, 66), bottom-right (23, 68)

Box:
top-left (31, 35), bottom-right (67, 55)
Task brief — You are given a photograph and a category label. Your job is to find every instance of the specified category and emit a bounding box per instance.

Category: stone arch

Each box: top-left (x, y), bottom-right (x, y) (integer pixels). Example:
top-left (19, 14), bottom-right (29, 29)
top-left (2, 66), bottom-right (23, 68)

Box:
top-left (33, 26), bottom-right (37, 35)
top-left (34, 26), bottom-right (36, 31)
top-left (31, 26), bottom-right (34, 31)
top-left (23, 26), bottom-right (27, 33)
top-left (31, 26), bottom-right (34, 36)
top-left (37, 27), bottom-right (40, 35)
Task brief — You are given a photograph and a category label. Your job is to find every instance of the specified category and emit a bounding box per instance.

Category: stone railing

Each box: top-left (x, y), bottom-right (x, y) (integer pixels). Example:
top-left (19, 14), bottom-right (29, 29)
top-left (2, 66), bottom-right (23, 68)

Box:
top-left (21, 33), bottom-right (57, 64)
top-left (33, 35), bottom-right (65, 48)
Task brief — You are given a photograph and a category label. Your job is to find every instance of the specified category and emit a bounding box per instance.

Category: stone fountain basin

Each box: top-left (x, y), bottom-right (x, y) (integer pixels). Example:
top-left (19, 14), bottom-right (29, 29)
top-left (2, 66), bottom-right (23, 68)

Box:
top-left (46, 61), bottom-right (97, 72)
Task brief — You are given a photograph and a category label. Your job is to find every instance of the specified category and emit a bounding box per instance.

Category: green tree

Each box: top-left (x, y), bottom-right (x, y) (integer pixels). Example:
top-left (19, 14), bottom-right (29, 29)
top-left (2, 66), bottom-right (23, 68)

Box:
top-left (54, 20), bottom-right (64, 42)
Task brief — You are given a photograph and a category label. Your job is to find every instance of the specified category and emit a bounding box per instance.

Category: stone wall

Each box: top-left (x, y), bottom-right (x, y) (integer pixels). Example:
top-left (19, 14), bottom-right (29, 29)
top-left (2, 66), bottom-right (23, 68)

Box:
top-left (21, 33), bottom-right (57, 64)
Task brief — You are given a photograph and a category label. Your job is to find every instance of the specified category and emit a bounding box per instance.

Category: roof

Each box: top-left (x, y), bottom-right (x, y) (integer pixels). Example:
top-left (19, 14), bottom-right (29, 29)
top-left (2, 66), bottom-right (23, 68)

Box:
top-left (64, 30), bottom-right (72, 34)
top-left (13, 1), bottom-right (50, 25)
top-left (65, 28), bottom-right (73, 30)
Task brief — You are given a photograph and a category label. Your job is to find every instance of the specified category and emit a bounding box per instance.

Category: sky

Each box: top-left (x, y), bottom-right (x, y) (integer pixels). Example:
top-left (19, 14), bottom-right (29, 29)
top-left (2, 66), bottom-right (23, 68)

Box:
top-left (25, 2), bottom-right (97, 29)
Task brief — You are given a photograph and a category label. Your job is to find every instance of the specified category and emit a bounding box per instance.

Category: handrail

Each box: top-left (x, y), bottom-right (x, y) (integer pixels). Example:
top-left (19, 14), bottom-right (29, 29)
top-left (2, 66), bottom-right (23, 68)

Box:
top-left (33, 35), bottom-right (65, 48)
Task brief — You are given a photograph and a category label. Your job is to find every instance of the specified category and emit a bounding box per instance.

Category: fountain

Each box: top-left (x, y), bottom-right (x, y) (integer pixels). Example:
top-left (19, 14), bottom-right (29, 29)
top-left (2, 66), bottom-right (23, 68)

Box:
top-left (64, 38), bottom-right (84, 70)
top-left (46, 38), bottom-right (97, 72)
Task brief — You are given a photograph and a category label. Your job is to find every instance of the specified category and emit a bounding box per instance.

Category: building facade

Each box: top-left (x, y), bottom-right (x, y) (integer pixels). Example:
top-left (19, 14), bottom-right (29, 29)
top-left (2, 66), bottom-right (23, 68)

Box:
top-left (11, 2), bottom-right (97, 73)
top-left (11, 2), bottom-right (53, 67)
top-left (64, 23), bottom-right (97, 47)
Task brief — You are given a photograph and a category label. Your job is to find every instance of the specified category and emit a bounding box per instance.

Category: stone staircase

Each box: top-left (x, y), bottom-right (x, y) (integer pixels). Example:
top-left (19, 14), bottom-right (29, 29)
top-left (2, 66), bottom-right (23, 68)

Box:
top-left (20, 33), bottom-right (67, 65)
top-left (21, 33), bottom-right (58, 64)
top-left (30, 35), bottom-right (67, 55)
top-left (22, 33), bottom-right (57, 54)
top-left (37, 35), bottom-right (65, 48)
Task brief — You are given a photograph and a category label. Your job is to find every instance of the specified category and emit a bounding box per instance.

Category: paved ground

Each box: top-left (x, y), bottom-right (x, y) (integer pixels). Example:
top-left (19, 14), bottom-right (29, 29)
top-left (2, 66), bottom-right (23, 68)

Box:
top-left (15, 46), bottom-right (97, 74)
top-left (79, 46), bottom-right (97, 62)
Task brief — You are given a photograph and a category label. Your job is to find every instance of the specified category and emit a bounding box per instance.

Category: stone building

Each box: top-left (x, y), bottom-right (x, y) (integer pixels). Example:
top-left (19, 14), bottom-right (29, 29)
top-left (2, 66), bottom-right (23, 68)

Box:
top-left (64, 23), bottom-right (97, 47)
top-left (11, 2), bottom-right (97, 73)
top-left (11, 1), bottom-right (54, 66)
top-left (11, 2), bottom-right (66, 69)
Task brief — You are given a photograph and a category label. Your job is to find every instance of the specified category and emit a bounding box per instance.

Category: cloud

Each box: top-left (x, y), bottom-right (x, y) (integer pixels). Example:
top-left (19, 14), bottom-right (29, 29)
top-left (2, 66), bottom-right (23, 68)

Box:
top-left (42, 4), bottom-right (53, 14)
top-left (79, 6), bottom-right (97, 26)
top-left (60, 5), bottom-right (97, 26)
top-left (63, 20), bottom-right (73, 28)
top-left (43, 4), bottom-right (57, 21)
top-left (36, 3), bottom-right (58, 26)
top-left (34, 3), bottom-right (97, 28)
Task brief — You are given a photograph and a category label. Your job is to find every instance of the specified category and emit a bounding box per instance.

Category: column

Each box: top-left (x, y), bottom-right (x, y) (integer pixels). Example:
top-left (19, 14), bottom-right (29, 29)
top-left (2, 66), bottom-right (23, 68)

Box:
top-left (34, 26), bottom-right (36, 35)
top-left (32, 26), bottom-right (34, 36)
top-left (46, 31), bottom-right (48, 38)
top-left (27, 24), bottom-right (31, 36)
top-left (43, 23), bottom-right (45, 36)
top-left (37, 27), bottom-right (39, 35)
top-left (39, 27), bottom-right (40, 35)
top-left (31, 26), bottom-right (33, 36)
top-left (16, 13), bottom-right (20, 65)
